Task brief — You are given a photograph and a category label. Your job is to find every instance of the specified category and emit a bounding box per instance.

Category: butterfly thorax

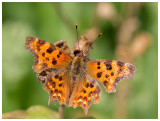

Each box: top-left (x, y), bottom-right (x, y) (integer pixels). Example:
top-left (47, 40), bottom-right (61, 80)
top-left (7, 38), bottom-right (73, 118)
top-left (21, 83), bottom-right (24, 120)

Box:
top-left (71, 56), bottom-right (84, 76)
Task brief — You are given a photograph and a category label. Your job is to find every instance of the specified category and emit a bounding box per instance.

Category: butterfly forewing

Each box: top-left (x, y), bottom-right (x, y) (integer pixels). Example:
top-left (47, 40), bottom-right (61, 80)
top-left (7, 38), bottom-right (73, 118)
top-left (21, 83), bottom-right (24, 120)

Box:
top-left (25, 36), bottom-right (72, 73)
top-left (85, 60), bottom-right (136, 93)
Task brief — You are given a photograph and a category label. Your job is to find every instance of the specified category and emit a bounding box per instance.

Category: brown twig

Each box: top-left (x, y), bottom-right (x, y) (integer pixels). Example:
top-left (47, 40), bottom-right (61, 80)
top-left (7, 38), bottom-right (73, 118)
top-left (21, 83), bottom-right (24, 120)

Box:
top-left (59, 104), bottom-right (65, 119)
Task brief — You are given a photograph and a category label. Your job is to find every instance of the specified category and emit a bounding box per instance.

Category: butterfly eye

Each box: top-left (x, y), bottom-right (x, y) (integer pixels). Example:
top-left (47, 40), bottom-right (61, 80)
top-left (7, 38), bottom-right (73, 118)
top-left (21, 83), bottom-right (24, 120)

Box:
top-left (73, 49), bottom-right (81, 56)
top-left (39, 71), bottom-right (47, 76)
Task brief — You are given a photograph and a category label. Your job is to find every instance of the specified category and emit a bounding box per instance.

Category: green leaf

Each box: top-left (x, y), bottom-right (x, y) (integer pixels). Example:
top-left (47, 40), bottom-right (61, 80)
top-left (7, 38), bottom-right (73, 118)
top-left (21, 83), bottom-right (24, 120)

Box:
top-left (2, 105), bottom-right (59, 119)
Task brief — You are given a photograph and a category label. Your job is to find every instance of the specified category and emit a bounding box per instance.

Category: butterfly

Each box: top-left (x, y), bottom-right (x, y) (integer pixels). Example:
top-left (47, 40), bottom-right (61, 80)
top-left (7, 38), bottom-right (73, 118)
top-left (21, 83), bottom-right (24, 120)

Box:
top-left (25, 33), bottom-right (136, 115)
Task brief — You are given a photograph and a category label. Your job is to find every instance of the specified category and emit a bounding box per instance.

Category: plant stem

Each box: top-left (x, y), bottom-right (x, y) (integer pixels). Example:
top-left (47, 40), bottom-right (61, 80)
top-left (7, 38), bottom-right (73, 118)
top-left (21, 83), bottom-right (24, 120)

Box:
top-left (59, 104), bottom-right (65, 119)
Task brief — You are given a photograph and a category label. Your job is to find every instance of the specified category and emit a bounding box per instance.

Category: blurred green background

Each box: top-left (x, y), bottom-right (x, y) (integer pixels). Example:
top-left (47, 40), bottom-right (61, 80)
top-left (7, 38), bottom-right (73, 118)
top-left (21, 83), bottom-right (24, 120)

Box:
top-left (2, 2), bottom-right (158, 119)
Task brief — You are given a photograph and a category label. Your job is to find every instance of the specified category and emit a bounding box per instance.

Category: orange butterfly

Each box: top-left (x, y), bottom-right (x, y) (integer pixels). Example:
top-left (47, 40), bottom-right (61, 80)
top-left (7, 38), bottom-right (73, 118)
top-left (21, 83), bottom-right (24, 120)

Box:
top-left (25, 33), bottom-right (136, 114)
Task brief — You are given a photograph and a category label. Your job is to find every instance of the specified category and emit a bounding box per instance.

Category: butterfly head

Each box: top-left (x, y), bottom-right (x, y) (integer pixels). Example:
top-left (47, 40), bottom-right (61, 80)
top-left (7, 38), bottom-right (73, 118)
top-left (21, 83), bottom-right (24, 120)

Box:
top-left (72, 49), bottom-right (86, 58)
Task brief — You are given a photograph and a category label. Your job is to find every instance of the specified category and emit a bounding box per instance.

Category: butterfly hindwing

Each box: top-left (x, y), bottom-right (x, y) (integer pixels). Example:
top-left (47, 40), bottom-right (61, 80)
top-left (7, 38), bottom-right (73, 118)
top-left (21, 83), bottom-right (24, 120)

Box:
top-left (43, 69), bottom-right (71, 105)
top-left (69, 73), bottom-right (101, 114)
top-left (25, 36), bottom-right (72, 73)
top-left (85, 60), bottom-right (136, 93)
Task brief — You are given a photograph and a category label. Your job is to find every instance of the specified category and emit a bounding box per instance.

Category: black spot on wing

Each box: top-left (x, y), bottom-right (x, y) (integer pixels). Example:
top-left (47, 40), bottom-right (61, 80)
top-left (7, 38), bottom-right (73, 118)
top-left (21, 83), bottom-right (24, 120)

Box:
top-left (105, 74), bottom-right (109, 78)
top-left (50, 90), bottom-right (53, 93)
top-left (103, 80), bottom-right (108, 86)
top-left (55, 74), bottom-right (59, 79)
top-left (117, 61), bottom-right (124, 67)
top-left (51, 80), bottom-right (56, 88)
top-left (59, 83), bottom-right (63, 87)
top-left (82, 89), bottom-right (86, 93)
top-left (38, 39), bottom-right (45, 45)
top-left (97, 72), bottom-right (102, 78)
top-left (46, 46), bottom-right (55, 54)
top-left (59, 51), bottom-right (62, 55)
top-left (52, 58), bottom-right (57, 65)
top-left (57, 54), bottom-right (60, 58)
top-left (104, 61), bottom-right (112, 70)
top-left (111, 72), bottom-right (114, 76)
top-left (97, 62), bottom-right (100, 65)
top-left (85, 83), bottom-right (89, 88)
top-left (90, 83), bottom-right (94, 88)
top-left (84, 97), bottom-right (87, 101)
top-left (59, 76), bottom-right (62, 81)
top-left (54, 89), bottom-right (58, 93)
top-left (97, 66), bottom-right (100, 69)
top-left (42, 53), bottom-right (45, 57)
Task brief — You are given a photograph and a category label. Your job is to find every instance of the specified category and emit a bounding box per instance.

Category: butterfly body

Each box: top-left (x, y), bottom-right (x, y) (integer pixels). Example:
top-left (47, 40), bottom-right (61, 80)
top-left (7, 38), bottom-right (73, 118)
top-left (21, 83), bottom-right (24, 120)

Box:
top-left (71, 56), bottom-right (84, 76)
top-left (25, 35), bottom-right (136, 114)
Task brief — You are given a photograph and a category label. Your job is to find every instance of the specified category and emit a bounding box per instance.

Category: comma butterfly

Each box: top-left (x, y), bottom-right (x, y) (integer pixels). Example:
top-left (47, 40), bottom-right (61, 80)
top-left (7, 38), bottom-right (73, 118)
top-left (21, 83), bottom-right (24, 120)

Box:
top-left (25, 31), bottom-right (136, 114)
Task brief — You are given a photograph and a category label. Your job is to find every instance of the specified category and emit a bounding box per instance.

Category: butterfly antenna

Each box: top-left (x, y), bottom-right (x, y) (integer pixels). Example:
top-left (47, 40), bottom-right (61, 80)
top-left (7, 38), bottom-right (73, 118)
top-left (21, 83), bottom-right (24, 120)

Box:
top-left (88, 33), bottom-right (102, 50)
top-left (76, 24), bottom-right (80, 50)
top-left (84, 33), bottom-right (102, 54)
